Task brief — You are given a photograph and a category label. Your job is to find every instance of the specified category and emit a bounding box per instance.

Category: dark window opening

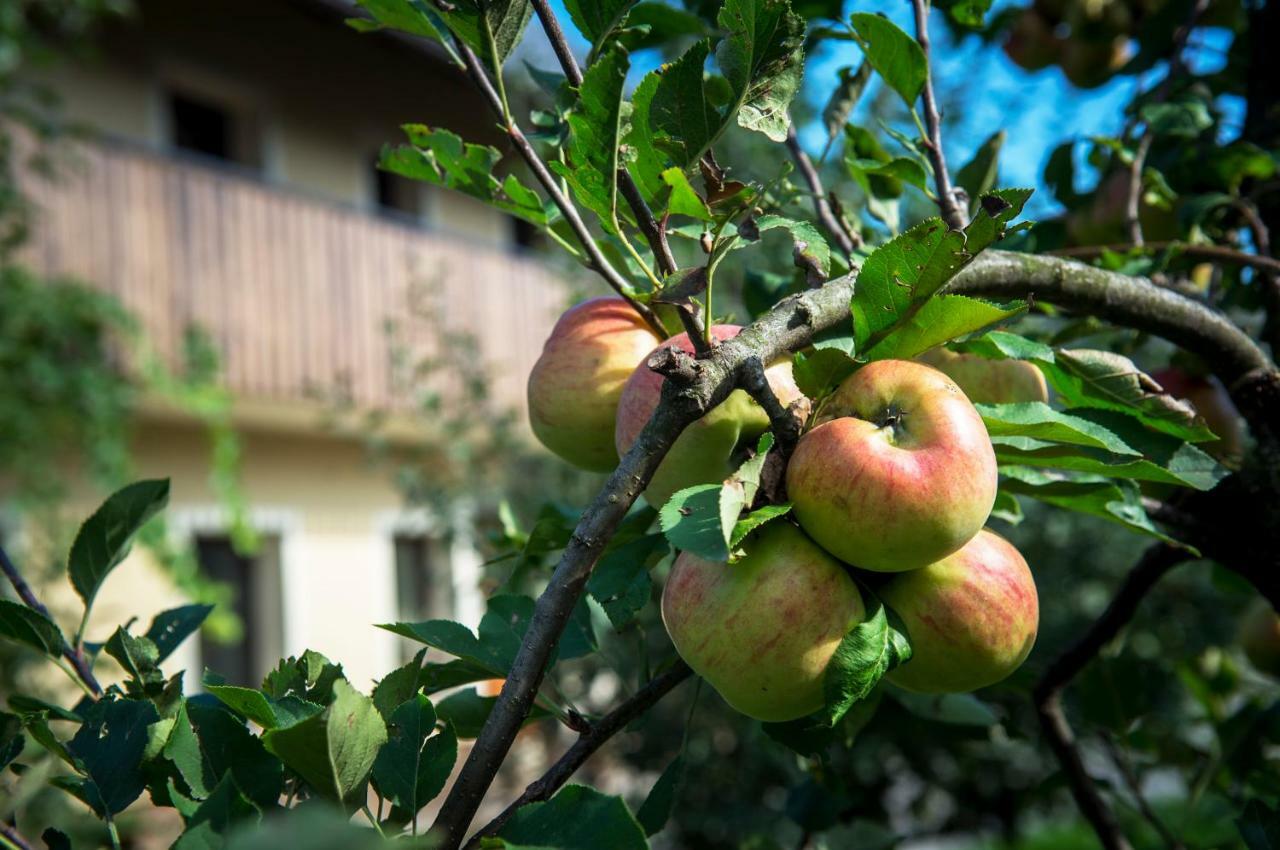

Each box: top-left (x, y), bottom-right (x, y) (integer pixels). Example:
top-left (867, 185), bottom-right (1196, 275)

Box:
top-left (511, 216), bottom-right (541, 250)
top-left (374, 158), bottom-right (419, 217)
top-left (197, 534), bottom-right (282, 686)
top-left (167, 91), bottom-right (260, 168)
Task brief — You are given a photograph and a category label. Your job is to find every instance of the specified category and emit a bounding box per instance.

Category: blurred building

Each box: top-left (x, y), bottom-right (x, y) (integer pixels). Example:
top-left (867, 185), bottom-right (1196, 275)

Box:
top-left (14, 0), bottom-right (566, 689)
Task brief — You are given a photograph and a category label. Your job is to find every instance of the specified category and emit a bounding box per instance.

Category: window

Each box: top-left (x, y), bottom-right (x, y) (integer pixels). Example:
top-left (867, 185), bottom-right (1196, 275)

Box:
top-left (167, 91), bottom-right (260, 167)
top-left (197, 534), bottom-right (283, 686)
top-left (511, 216), bottom-right (541, 250)
top-left (373, 158), bottom-right (419, 217)
top-left (394, 534), bottom-right (452, 662)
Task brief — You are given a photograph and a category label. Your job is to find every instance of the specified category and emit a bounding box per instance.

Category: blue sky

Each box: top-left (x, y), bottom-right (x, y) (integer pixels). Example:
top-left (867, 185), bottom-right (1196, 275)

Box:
top-left (522, 0), bottom-right (1237, 218)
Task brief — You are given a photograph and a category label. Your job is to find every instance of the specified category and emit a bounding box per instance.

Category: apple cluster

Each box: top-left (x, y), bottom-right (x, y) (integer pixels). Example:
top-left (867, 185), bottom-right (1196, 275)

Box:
top-left (527, 298), bottom-right (1045, 722)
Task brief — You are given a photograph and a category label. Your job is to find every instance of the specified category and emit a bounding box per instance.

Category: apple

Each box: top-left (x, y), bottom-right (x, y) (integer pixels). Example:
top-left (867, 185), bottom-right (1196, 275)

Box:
top-left (1151, 367), bottom-right (1245, 463)
top-left (1239, 601), bottom-right (1280, 678)
top-left (880, 529), bottom-right (1039, 693)
top-left (614, 325), bottom-right (804, 508)
top-left (917, 347), bottom-right (1049, 405)
top-left (787, 359), bottom-right (998, 572)
top-left (1003, 9), bottom-right (1062, 71)
top-left (527, 297), bottom-right (661, 472)
top-left (662, 521), bottom-right (864, 721)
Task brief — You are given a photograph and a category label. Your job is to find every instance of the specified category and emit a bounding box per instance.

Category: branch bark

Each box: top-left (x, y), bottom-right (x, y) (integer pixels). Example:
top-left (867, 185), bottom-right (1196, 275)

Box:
top-left (1047, 241), bottom-right (1280, 276)
top-left (427, 273), bottom-right (861, 848)
top-left (451, 38), bottom-right (665, 336)
top-left (0, 822), bottom-right (33, 850)
top-left (785, 127), bottom-right (860, 258)
top-left (1033, 543), bottom-right (1190, 850)
top-left (910, 0), bottom-right (967, 231)
top-left (0, 543), bottom-right (102, 697)
top-left (527, 0), bottom-right (679, 277)
top-left (465, 661), bottom-right (693, 846)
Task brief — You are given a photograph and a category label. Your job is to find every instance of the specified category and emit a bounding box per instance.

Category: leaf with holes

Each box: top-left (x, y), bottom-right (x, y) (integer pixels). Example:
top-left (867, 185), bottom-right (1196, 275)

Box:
top-left (717, 0), bottom-right (806, 142)
top-left (68, 697), bottom-right (160, 816)
top-left (550, 45), bottom-right (630, 232)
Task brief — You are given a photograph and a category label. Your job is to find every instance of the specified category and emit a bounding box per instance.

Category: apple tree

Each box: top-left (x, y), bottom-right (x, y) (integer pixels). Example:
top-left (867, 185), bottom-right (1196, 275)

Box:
top-left (2, 0), bottom-right (1279, 848)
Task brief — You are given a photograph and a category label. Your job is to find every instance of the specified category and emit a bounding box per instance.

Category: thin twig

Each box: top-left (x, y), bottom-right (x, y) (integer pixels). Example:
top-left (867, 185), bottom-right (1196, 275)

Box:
top-left (1047, 241), bottom-right (1280, 275)
top-left (909, 0), bottom-right (967, 231)
top-left (1101, 733), bottom-right (1186, 850)
top-left (0, 543), bottom-right (102, 697)
top-left (738, 357), bottom-right (803, 461)
top-left (0, 823), bottom-right (32, 850)
top-left (784, 127), bottom-right (860, 257)
top-left (1033, 543), bottom-right (1189, 850)
top-left (528, 0), bottom-right (679, 277)
top-left (465, 662), bottom-right (693, 846)
top-left (1124, 0), bottom-right (1211, 245)
top-left (1236, 198), bottom-right (1280, 352)
top-left (451, 37), bottom-right (665, 336)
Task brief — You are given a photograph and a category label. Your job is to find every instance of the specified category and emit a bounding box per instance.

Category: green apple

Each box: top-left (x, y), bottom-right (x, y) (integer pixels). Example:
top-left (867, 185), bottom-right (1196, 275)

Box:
top-left (787, 359), bottom-right (997, 572)
top-left (614, 325), bottom-right (804, 508)
top-left (527, 297), bottom-right (661, 472)
top-left (1239, 601), bottom-right (1280, 678)
top-left (917, 347), bottom-right (1049, 405)
top-left (662, 521), bottom-right (864, 721)
top-left (880, 529), bottom-right (1039, 693)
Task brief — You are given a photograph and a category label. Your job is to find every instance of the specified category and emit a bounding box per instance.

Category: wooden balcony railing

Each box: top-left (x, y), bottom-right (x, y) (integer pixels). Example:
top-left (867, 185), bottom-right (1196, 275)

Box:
top-left (17, 138), bottom-right (569, 417)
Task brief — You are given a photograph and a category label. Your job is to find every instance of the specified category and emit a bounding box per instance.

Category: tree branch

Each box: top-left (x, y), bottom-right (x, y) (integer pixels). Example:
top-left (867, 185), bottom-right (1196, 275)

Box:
top-left (465, 661), bottom-right (693, 846)
top-left (428, 269), bottom-right (861, 850)
top-left (0, 822), bottom-right (33, 850)
top-left (910, 0), bottom-right (967, 231)
top-left (527, 0), bottom-right (679, 277)
top-left (0, 543), bottom-right (102, 697)
top-left (451, 37), bottom-right (665, 336)
top-left (1047, 241), bottom-right (1280, 276)
top-left (1034, 543), bottom-right (1190, 850)
top-left (785, 127), bottom-right (860, 258)
top-left (1100, 733), bottom-right (1185, 850)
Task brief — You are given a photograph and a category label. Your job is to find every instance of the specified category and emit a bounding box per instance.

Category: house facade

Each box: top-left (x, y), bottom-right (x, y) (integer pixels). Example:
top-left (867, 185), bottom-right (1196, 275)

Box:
top-left (12, 0), bottom-right (569, 691)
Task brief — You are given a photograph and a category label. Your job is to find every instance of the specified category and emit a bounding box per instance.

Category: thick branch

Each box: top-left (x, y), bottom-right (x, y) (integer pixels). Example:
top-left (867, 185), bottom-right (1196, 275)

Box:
top-left (528, 0), bottom-right (678, 277)
top-left (428, 271), bottom-right (859, 848)
top-left (910, 0), bottom-right (966, 231)
top-left (465, 661), bottom-right (693, 846)
top-left (0, 543), bottom-right (102, 697)
top-left (785, 127), bottom-right (860, 257)
top-left (1034, 543), bottom-right (1189, 850)
top-left (452, 38), bottom-right (665, 336)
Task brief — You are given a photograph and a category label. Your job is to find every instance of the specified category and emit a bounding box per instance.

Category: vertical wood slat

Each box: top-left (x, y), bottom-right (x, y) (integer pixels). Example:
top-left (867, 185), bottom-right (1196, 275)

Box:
top-left (16, 138), bottom-right (567, 418)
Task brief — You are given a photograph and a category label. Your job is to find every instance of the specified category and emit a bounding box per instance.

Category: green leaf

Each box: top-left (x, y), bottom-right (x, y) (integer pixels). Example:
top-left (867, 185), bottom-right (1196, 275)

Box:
top-left (822, 63), bottom-right (872, 146)
top-left (636, 754), bottom-right (684, 836)
top-left (163, 702), bottom-right (215, 801)
top-left (372, 648), bottom-right (427, 719)
top-left (992, 438), bottom-right (1225, 490)
top-left (648, 40), bottom-right (721, 169)
top-left (104, 628), bottom-right (162, 685)
top-left (433, 687), bottom-right (549, 738)
top-left (431, 0), bottom-right (532, 67)
top-left (203, 673), bottom-right (323, 730)
top-left (496, 784), bottom-right (649, 849)
top-left (68, 697), bottom-right (160, 816)
top-left (943, 0), bottom-right (993, 27)
top-left (0, 711), bottom-right (24, 772)
top-left (261, 650), bottom-right (347, 704)
top-left (587, 534), bottom-right (668, 630)
top-left (662, 168), bottom-right (713, 220)
top-left (186, 703), bottom-right (283, 808)
top-left (865, 294), bottom-right (1025, 360)
top-left (564, 0), bottom-right (636, 45)
top-left (553, 45), bottom-right (630, 231)
top-left (716, 0), bottom-right (806, 142)
top-left (730, 503), bottom-right (793, 547)
top-left (751, 215), bottom-right (831, 277)
top-left (659, 484), bottom-right (735, 563)
top-left (371, 695), bottom-right (457, 821)
top-left (990, 489), bottom-right (1023, 525)
top-left (819, 593), bottom-right (911, 726)
top-left (145, 604), bottom-right (213, 662)
top-left (955, 130), bottom-right (1004, 213)
top-left (68, 479), bottom-right (169, 612)
top-left (1141, 97), bottom-right (1213, 138)
top-left (849, 13), bottom-right (926, 107)
top-left (0, 600), bottom-right (65, 656)
top-left (846, 156), bottom-right (930, 192)
top-left (624, 72), bottom-right (669, 202)
top-left (792, 346), bottom-right (858, 400)
top-left (888, 687), bottom-right (999, 726)
top-left (261, 680), bottom-right (387, 809)
top-left (420, 658), bottom-right (498, 695)
top-left (172, 773), bottom-right (261, 849)
top-left (1237, 799), bottom-right (1280, 850)
top-left (381, 127), bottom-right (547, 225)
top-left (349, 0), bottom-right (455, 62)
top-left (977, 402), bottom-right (1142, 456)
top-left (997, 466), bottom-right (1185, 547)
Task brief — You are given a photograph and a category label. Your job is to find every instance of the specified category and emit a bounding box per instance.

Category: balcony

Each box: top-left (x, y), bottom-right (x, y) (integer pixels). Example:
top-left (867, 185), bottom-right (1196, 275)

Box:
top-left (17, 138), bottom-right (568, 420)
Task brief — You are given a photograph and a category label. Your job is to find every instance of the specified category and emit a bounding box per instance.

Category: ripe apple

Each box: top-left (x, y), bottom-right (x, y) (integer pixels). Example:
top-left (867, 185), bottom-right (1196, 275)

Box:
top-left (527, 297), bottom-right (661, 472)
top-left (1239, 601), bottom-right (1280, 678)
top-left (614, 325), bottom-right (804, 508)
top-left (917, 347), bottom-right (1049, 405)
top-left (662, 521), bottom-right (864, 721)
top-left (1151, 367), bottom-right (1245, 463)
top-left (787, 359), bottom-right (998, 572)
top-left (880, 529), bottom-right (1038, 693)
